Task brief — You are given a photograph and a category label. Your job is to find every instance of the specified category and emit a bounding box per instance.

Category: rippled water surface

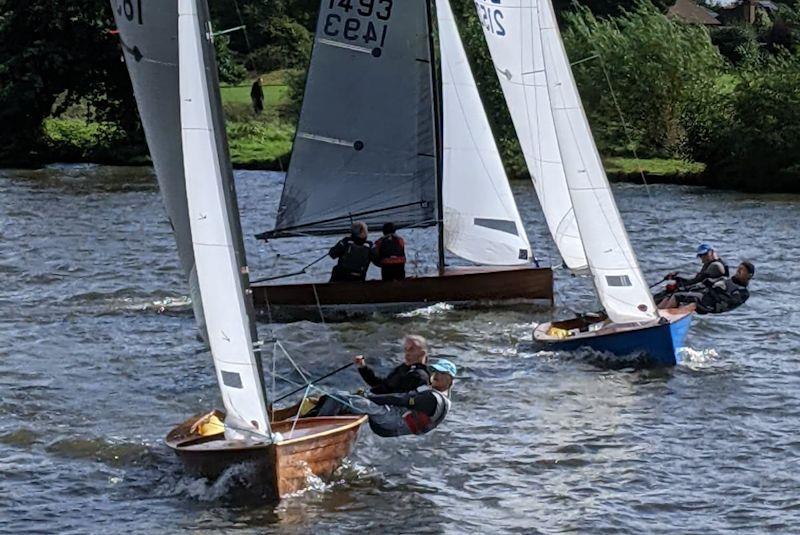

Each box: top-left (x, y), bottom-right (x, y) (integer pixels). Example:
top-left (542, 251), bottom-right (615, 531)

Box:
top-left (2, 165), bottom-right (799, 533)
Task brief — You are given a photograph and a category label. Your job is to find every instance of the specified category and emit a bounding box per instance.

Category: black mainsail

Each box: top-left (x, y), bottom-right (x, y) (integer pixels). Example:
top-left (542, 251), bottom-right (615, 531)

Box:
top-left (266, 0), bottom-right (438, 238)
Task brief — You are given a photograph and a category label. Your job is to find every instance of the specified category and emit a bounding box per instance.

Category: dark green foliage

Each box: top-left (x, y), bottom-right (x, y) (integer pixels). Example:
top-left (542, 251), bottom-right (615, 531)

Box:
top-left (710, 25), bottom-right (759, 65)
top-left (215, 36), bottom-right (247, 85)
top-left (563, 1), bottom-right (724, 158)
top-left (685, 53), bottom-right (800, 192)
top-left (0, 0), bottom-right (141, 164)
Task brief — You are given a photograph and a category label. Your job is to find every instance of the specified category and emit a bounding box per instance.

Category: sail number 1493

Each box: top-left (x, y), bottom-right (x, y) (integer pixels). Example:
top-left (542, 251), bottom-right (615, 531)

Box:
top-left (323, 0), bottom-right (393, 47)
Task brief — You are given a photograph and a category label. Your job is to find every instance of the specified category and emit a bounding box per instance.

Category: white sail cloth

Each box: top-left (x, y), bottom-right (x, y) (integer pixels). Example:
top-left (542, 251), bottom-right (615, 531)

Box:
top-left (539, 0), bottom-right (656, 323)
top-left (477, 0), bottom-right (656, 323)
top-left (178, 0), bottom-right (270, 438)
top-left (437, 0), bottom-right (532, 265)
top-left (475, 0), bottom-right (586, 271)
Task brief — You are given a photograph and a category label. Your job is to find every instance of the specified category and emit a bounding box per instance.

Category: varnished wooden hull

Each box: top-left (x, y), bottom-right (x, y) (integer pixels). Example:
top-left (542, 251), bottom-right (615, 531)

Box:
top-left (165, 411), bottom-right (367, 500)
top-left (252, 265), bottom-right (553, 320)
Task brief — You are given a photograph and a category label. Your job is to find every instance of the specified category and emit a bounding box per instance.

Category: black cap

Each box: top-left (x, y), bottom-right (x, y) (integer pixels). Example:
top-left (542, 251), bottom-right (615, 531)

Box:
top-left (741, 261), bottom-right (755, 276)
top-left (382, 222), bottom-right (395, 235)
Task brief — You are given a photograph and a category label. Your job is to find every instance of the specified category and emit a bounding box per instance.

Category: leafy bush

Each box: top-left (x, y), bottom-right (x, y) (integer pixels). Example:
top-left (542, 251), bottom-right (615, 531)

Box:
top-left (710, 25), bottom-right (760, 65)
top-left (685, 52), bottom-right (800, 192)
top-left (563, 1), bottom-right (725, 158)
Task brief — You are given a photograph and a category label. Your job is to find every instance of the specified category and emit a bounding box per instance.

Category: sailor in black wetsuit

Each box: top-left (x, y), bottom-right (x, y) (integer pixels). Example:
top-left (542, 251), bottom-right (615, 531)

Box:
top-left (356, 334), bottom-right (430, 394)
top-left (669, 243), bottom-right (729, 290)
top-left (660, 261), bottom-right (754, 314)
top-left (318, 359), bottom-right (457, 438)
top-left (329, 221), bottom-right (373, 282)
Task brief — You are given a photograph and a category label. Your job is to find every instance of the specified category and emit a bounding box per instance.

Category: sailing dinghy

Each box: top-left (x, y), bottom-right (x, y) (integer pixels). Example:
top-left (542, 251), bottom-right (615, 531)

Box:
top-left (475, 0), bottom-right (694, 365)
top-left (251, 0), bottom-right (553, 317)
top-left (113, 0), bottom-right (366, 498)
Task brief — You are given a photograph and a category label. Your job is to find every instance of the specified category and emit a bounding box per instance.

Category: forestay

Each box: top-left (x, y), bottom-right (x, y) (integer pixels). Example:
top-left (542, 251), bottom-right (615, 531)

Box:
top-left (269, 0), bottom-right (438, 237)
top-left (110, 0), bottom-right (207, 339)
top-left (474, 0), bottom-right (586, 271)
top-left (178, 0), bottom-right (271, 438)
top-left (537, 0), bottom-right (656, 323)
top-left (436, 0), bottom-right (532, 265)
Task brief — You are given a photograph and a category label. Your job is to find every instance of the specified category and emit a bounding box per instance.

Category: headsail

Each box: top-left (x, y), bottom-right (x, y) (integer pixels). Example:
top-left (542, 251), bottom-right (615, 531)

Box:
top-left (537, 0), bottom-right (656, 323)
top-left (475, 0), bottom-right (587, 271)
top-left (436, 0), bottom-right (533, 266)
top-left (268, 0), bottom-right (438, 237)
top-left (110, 0), bottom-right (207, 338)
top-left (179, 0), bottom-right (270, 438)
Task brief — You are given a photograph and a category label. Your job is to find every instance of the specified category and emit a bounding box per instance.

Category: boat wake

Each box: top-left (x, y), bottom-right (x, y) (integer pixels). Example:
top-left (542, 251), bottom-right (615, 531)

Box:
top-left (395, 302), bottom-right (453, 318)
top-left (677, 346), bottom-right (721, 370)
top-left (173, 461), bottom-right (271, 503)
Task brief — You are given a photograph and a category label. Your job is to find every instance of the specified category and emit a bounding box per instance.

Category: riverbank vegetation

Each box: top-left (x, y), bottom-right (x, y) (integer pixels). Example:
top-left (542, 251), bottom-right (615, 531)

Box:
top-left (1, 0), bottom-right (799, 192)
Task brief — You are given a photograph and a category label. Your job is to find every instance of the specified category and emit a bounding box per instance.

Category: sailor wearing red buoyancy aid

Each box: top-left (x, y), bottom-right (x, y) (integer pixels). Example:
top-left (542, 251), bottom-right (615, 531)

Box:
top-left (315, 359), bottom-right (456, 438)
top-left (371, 222), bottom-right (406, 281)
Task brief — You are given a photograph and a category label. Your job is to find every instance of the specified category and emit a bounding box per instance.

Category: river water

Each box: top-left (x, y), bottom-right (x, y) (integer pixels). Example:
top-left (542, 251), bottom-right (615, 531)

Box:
top-left (1, 165), bottom-right (799, 534)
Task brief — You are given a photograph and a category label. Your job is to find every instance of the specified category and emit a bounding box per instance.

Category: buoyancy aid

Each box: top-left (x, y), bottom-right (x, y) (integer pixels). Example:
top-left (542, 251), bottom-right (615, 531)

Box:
top-left (338, 239), bottom-right (372, 277)
top-left (375, 234), bottom-right (406, 266)
top-left (402, 387), bottom-right (451, 435)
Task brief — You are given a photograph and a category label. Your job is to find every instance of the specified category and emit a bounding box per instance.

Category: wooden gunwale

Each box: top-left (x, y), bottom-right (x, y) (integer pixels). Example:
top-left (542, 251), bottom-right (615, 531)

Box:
top-left (534, 305), bottom-right (695, 342)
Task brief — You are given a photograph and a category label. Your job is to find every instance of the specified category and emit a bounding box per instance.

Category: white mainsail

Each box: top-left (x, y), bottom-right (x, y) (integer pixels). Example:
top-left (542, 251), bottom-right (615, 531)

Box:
top-left (178, 0), bottom-right (271, 438)
top-left (537, 0), bottom-right (656, 323)
top-left (437, 0), bottom-right (533, 265)
top-left (475, 0), bottom-right (587, 271)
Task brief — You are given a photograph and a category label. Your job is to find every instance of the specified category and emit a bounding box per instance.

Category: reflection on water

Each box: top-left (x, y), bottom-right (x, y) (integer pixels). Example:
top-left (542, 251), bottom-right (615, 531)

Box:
top-left (1, 165), bottom-right (799, 533)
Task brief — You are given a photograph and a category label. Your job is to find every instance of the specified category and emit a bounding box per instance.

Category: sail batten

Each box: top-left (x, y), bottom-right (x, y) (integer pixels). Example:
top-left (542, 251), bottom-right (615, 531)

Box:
top-left (436, 0), bottom-right (533, 266)
top-left (271, 0), bottom-right (437, 237)
top-left (179, 0), bottom-right (270, 438)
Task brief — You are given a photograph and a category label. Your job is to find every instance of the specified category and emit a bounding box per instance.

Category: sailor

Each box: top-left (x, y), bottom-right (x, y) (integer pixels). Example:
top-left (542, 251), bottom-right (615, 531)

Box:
top-left (355, 334), bottom-right (430, 394)
top-left (329, 221), bottom-right (373, 282)
top-left (667, 243), bottom-right (729, 290)
top-left (316, 359), bottom-right (457, 438)
top-left (659, 261), bottom-right (754, 314)
top-left (371, 222), bottom-right (406, 281)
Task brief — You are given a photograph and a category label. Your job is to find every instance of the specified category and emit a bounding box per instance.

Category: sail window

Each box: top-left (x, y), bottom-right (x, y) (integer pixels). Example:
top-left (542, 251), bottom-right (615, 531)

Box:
top-left (221, 371), bottom-right (243, 389)
top-left (606, 275), bottom-right (633, 287)
top-left (474, 218), bottom-right (519, 236)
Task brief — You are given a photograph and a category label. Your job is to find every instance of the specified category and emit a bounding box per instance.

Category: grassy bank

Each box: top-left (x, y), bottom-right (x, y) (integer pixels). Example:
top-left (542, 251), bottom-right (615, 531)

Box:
top-left (36, 70), bottom-right (711, 187)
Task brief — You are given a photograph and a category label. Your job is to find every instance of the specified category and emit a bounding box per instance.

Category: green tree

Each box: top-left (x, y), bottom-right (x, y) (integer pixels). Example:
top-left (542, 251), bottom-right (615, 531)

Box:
top-left (0, 0), bottom-right (140, 164)
top-left (563, 1), bottom-right (724, 157)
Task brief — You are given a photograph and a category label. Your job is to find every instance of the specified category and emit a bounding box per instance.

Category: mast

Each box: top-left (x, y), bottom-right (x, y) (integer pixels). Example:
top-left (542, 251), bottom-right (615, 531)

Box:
top-left (426, 0), bottom-right (446, 276)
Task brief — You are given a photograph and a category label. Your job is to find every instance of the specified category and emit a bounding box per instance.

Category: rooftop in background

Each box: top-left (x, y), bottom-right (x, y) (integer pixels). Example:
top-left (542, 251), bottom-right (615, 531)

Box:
top-left (667, 0), bottom-right (722, 26)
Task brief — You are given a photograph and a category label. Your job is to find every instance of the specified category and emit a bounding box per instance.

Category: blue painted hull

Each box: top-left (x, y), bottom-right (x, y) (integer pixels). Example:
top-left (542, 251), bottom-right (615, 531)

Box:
top-left (541, 313), bottom-right (694, 367)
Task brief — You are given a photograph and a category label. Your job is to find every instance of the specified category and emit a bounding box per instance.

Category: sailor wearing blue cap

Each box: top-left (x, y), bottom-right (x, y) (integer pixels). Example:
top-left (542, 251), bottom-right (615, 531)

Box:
top-left (664, 243), bottom-right (729, 291)
top-left (315, 358), bottom-right (457, 438)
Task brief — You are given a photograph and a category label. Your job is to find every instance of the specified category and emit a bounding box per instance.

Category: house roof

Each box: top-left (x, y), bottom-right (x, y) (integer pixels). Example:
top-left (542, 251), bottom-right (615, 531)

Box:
top-left (668, 0), bottom-right (722, 25)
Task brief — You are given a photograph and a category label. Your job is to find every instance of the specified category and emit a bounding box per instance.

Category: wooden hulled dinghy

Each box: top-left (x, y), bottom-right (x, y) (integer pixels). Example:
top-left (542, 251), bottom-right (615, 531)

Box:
top-left (113, 0), bottom-right (372, 499)
top-left (252, 0), bottom-right (560, 316)
top-left (166, 411), bottom-right (367, 497)
top-left (533, 305), bottom-right (695, 366)
top-left (252, 265), bottom-right (553, 317)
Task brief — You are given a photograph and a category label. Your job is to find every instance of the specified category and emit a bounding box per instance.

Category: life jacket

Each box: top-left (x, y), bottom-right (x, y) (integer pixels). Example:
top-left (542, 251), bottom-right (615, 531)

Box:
top-left (375, 234), bottom-right (406, 266)
top-left (706, 258), bottom-right (729, 278)
top-left (337, 238), bottom-right (372, 277)
top-left (402, 387), bottom-right (451, 435)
